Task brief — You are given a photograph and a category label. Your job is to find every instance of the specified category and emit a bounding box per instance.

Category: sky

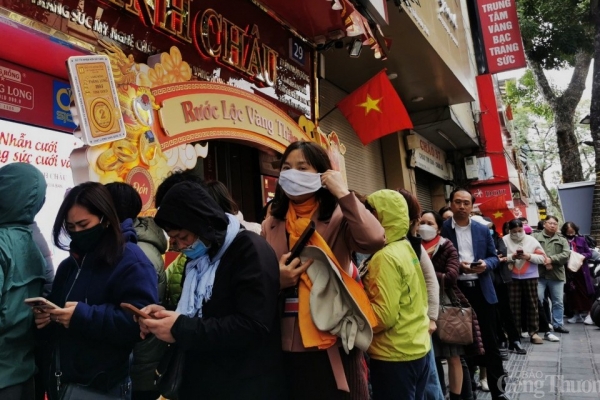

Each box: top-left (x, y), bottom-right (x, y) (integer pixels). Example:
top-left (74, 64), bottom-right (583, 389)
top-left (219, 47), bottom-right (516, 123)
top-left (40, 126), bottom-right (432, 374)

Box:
top-left (497, 65), bottom-right (594, 101)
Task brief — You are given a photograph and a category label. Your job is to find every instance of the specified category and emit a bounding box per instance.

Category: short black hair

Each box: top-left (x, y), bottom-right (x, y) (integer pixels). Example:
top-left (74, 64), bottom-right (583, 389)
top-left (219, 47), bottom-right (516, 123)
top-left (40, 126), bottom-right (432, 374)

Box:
top-left (449, 188), bottom-right (475, 204)
top-left (421, 210), bottom-right (443, 230)
top-left (438, 206), bottom-right (451, 216)
top-left (561, 221), bottom-right (579, 236)
top-left (105, 182), bottom-right (142, 222)
top-left (508, 218), bottom-right (523, 231)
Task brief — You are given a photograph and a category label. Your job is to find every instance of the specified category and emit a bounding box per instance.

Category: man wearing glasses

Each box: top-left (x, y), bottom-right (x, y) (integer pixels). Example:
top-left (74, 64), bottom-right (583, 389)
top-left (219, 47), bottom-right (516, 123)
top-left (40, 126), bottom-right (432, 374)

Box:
top-left (441, 189), bottom-right (508, 400)
top-left (533, 216), bottom-right (571, 335)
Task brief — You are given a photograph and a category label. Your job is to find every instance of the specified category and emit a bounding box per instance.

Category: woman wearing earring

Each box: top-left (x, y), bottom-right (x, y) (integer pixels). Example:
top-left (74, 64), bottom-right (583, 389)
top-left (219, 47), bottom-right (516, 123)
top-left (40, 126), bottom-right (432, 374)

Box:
top-left (34, 182), bottom-right (158, 399)
top-left (262, 141), bottom-right (385, 399)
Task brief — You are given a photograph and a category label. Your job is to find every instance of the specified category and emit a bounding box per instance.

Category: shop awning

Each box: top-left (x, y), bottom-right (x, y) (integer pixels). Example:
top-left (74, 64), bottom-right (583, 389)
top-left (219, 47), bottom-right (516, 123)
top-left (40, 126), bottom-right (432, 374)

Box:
top-left (0, 13), bottom-right (90, 80)
top-left (410, 105), bottom-right (479, 152)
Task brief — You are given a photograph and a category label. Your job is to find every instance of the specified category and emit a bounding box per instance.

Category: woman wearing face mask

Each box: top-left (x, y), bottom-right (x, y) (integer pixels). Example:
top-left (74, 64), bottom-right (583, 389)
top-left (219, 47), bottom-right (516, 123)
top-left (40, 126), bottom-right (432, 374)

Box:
top-left (562, 222), bottom-right (595, 325)
top-left (34, 182), bottom-right (158, 399)
top-left (262, 141), bottom-right (385, 399)
top-left (419, 211), bottom-right (483, 400)
top-left (503, 219), bottom-right (547, 345)
top-left (138, 182), bottom-right (283, 399)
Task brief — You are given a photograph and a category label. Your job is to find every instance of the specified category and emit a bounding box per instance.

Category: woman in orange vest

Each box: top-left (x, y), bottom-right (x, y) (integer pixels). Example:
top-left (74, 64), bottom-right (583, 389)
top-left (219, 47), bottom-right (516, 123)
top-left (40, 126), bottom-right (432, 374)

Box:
top-left (262, 141), bottom-right (385, 399)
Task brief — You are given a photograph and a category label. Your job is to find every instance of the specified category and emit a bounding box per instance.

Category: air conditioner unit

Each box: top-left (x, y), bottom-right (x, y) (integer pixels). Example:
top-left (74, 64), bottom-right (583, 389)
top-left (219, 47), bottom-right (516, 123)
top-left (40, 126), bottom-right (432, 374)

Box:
top-left (464, 156), bottom-right (478, 179)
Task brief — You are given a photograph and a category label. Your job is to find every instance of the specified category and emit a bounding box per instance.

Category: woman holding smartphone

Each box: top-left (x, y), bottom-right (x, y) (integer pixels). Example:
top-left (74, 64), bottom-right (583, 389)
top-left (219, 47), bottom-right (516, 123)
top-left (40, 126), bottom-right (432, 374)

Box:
top-left (502, 219), bottom-right (546, 345)
top-left (34, 182), bottom-right (158, 399)
top-left (261, 141), bottom-right (385, 399)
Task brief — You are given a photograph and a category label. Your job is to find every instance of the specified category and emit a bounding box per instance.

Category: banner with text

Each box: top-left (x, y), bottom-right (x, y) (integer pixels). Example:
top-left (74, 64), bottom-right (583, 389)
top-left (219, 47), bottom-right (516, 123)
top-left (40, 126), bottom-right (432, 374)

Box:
top-left (476, 0), bottom-right (526, 74)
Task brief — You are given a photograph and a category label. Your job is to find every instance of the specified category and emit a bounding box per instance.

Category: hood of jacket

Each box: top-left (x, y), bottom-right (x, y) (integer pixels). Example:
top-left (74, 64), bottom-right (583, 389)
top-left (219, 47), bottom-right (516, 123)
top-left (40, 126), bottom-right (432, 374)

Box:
top-left (366, 189), bottom-right (408, 243)
top-left (0, 163), bottom-right (46, 226)
top-left (155, 182), bottom-right (229, 253)
top-left (135, 217), bottom-right (168, 253)
top-left (120, 218), bottom-right (138, 243)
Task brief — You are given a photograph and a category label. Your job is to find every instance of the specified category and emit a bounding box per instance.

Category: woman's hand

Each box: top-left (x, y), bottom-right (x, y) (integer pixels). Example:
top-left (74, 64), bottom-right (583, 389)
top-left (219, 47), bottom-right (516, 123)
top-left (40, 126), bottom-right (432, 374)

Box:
top-left (279, 252), bottom-right (313, 290)
top-left (137, 304), bottom-right (166, 339)
top-left (48, 301), bottom-right (78, 329)
top-left (139, 310), bottom-right (180, 343)
top-left (321, 170), bottom-right (349, 199)
top-left (33, 308), bottom-right (51, 329)
top-left (428, 320), bottom-right (437, 335)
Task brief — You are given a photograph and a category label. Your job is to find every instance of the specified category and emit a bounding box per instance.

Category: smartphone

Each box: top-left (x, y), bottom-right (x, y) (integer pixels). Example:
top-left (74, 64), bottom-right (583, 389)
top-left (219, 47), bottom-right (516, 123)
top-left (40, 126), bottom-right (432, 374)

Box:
top-left (121, 303), bottom-right (154, 320)
top-left (470, 262), bottom-right (482, 268)
top-left (516, 249), bottom-right (524, 256)
top-left (285, 221), bottom-right (316, 266)
top-left (24, 297), bottom-right (59, 311)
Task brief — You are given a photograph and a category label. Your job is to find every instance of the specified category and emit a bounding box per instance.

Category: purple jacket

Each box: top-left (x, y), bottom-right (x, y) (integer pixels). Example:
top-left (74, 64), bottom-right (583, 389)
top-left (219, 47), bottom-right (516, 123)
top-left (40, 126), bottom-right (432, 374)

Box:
top-left (568, 235), bottom-right (594, 295)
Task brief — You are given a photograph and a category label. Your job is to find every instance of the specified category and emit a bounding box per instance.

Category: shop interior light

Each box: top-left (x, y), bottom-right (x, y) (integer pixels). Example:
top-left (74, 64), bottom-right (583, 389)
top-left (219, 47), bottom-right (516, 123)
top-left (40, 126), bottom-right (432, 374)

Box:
top-left (580, 114), bottom-right (591, 124)
top-left (387, 72), bottom-right (398, 80)
top-left (349, 38), bottom-right (363, 57)
top-left (437, 129), bottom-right (458, 149)
top-left (411, 96), bottom-right (424, 102)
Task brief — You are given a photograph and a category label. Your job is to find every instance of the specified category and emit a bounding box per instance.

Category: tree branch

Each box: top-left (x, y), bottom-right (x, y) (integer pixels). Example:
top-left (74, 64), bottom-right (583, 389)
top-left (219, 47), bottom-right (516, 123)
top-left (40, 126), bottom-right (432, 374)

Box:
top-left (560, 50), bottom-right (593, 113)
top-left (527, 58), bottom-right (558, 109)
top-left (535, 161), bottom-right (562, 215)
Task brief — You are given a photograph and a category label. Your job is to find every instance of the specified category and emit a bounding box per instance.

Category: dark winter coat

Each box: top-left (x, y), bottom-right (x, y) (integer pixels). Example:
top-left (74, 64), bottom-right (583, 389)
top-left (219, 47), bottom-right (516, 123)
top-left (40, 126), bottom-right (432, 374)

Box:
top-left (45, 234), bottom-right (158, 395)
top-left (430, 238), bottom-right (484, 356)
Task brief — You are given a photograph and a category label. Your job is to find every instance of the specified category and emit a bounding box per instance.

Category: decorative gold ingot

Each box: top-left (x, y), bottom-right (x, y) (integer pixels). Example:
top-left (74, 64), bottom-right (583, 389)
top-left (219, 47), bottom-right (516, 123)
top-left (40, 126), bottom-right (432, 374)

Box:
top-left (113, 140), bottom-right (138, 163)
top-left (97, 149), bottom-right (122, 171)
top-left (139, 131), bottom-right (159, 166)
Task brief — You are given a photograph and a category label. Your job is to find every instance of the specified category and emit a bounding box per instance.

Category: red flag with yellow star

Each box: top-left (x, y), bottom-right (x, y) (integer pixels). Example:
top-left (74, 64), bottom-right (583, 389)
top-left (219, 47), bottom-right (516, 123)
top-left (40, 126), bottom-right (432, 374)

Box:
top-left (478, 195), bottom-right (515, 230)
top-left (337, 69), bottom-right (413, 145)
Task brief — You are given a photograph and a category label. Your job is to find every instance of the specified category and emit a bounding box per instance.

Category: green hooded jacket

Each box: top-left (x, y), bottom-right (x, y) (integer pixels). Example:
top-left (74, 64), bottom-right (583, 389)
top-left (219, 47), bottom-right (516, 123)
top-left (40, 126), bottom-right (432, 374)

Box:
top-left (363, 190), bottom-right (430, 362)
top-left (0, 163), bottom-right (47, 389)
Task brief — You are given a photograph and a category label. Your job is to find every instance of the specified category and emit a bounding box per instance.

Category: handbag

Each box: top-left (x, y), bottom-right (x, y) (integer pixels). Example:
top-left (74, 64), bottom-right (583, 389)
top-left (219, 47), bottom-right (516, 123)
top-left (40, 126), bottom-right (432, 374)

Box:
top-left (436, 276), bottom-right (474, 346)
top-left (155, 343), bottom-right (185, 400)
top-left (568, 251), bottom-right (586, 272)
top-left (55, 347), bottom-right (120, 400)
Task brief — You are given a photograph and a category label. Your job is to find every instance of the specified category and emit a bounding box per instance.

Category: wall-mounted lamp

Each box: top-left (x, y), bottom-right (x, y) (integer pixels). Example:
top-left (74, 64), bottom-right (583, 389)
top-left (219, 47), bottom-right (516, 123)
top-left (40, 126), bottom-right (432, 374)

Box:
top-left (437, 129), bottom-right (458, 149)
top-left (349, 38), bottom-right (362, 58)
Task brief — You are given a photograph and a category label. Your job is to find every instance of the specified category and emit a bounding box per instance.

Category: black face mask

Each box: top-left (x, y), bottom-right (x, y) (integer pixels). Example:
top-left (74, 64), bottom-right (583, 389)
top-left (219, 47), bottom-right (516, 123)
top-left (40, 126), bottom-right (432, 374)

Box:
top-left (566, 234), bottom-right (575, 240)
top-left (69, 224), bottom-right (106, 254)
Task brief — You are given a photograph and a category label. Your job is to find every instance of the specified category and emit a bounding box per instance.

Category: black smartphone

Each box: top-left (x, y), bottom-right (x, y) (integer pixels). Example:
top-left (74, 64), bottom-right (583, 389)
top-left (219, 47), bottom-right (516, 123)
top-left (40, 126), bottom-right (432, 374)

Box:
top-left (285, 221), bottom-right (316, 266)
top-left (470, 262), bottom-right (482, 268)
top-left (516, 249), bottom-right (524, 256)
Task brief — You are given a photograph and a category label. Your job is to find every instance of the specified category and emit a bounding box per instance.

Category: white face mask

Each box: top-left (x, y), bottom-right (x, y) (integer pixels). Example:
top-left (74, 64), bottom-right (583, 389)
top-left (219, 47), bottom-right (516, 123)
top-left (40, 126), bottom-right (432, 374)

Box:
top-left (510, 232), bottom-right (525, 242)
top-left (278, 169), bottom-right (322, 197)
top-left (418, 224), bottom-right (438, 241)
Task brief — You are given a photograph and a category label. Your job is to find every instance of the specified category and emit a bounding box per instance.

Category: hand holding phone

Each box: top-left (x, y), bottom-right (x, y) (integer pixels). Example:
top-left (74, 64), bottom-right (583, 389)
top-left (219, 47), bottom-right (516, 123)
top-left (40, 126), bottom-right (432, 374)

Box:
top-left (121, 303), bottom-right (154, 320)
top-left (24, 297), bottom-right (59, 311)
top-left (516, 249), bottom-right (524, 256)
top-left (285, 221), bottom-right (315, 266)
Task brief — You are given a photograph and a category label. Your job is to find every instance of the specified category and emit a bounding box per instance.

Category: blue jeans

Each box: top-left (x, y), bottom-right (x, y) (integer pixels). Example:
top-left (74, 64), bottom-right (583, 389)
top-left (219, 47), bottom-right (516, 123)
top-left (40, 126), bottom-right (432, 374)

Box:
top-left (538, 278), bottom-right (565, 328)
top-left (370, 355), bottom-right (430, 400)
top-left (424, 346), bottom-right (444, 400)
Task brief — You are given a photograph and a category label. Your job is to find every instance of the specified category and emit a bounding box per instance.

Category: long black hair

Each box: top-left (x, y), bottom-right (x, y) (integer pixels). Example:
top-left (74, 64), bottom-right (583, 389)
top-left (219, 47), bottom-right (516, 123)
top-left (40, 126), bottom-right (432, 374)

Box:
top-left (561, 221), bottom-right (580, 236)
top-left (53, 182), bottom-right (124, 266)
top-left (270, 141), bottom-right (337, 221)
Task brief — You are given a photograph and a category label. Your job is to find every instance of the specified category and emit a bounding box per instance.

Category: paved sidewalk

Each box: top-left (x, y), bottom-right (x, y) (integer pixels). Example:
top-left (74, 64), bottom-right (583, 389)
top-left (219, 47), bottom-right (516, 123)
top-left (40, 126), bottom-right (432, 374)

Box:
top-left (473, 322), bottom-right (600, 400)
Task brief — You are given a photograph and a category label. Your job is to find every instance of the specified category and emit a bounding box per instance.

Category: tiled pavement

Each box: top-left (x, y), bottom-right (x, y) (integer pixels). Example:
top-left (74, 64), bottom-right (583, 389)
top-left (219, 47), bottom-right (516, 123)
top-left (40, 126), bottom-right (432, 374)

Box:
top-left (472, 322), bottom-right (600, 400)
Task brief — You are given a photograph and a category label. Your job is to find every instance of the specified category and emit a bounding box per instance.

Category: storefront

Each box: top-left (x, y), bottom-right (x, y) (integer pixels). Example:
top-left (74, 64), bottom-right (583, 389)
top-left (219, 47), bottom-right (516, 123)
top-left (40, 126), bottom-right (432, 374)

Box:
top-left (0, 0), bottom-right (358, 226)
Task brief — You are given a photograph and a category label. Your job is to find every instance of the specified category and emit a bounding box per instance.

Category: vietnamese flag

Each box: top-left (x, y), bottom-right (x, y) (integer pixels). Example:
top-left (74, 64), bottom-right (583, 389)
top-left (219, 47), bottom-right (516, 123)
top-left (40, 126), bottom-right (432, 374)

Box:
top-left (337, 69), bottom-right (413, 145)
top-left (478, 195), bottom-right (515, 230)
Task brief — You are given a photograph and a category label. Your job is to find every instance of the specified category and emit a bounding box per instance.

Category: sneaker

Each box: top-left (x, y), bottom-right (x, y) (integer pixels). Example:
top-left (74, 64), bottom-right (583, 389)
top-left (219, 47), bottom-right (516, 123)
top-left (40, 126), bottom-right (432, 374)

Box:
top-left (521, 331), bottom-right (529, 338)
top-left (480, 378), bottom-right (490, 392)
top-left (567, 315), bottom-right (584, 323)
top-left (544, 332), bottom-right (560, 342)
top-left (530, 333), bottom-right (543, 344)
top-left (584, 315), bottom-right (595, 325)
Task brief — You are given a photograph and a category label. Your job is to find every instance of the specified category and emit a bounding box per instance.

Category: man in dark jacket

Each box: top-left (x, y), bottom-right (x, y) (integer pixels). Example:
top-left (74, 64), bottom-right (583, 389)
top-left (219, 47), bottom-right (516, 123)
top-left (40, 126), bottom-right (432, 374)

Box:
top-left (441, 189), bottom-right (508, 400)
top-left (138, 182), bottom-right (283, 399)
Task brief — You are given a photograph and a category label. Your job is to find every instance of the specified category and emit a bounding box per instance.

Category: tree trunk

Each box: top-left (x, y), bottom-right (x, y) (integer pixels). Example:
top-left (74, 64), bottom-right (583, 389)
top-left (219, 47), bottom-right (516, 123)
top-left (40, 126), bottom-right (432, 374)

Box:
top-left (590, 2), bottom-right (600, 242)
top-left (554, 112), bottom-right (585, 183)
top-left (528, 52), bottom-right (591, 183)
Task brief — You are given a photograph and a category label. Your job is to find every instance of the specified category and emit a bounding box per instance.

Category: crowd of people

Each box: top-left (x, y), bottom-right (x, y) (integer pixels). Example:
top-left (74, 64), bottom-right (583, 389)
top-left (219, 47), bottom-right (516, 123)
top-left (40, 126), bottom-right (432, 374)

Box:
top-left (0, 140), bottom-right (596, 400)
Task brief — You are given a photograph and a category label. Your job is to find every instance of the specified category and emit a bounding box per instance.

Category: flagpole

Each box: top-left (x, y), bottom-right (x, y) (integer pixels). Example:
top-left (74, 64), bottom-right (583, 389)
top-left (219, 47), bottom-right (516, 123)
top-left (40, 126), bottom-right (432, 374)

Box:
top-left (318, 105), bottom-right (338, 122)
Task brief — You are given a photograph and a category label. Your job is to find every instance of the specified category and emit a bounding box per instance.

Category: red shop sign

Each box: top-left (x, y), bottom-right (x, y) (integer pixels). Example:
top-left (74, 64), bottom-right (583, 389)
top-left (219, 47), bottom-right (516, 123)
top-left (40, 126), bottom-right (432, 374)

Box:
top-left (471, 182), bottom-right (512, 203)
top-left (476, 0), bottom-right (526, 74)
top-left (0, 59), bottom-right (74, 133)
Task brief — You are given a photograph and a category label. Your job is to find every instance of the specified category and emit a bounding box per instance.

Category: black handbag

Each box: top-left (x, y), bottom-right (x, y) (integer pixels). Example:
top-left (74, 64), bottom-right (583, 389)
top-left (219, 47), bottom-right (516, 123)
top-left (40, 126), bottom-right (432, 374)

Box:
top-left (155, 343), bottom-right (185, 400)
top-left (55, 347), bottom-right (120, 400)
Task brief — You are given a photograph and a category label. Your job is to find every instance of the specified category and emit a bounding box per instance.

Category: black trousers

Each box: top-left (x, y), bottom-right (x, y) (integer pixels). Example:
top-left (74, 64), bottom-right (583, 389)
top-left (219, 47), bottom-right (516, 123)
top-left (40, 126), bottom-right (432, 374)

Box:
top-left (495, 282), bottom-right (520, 343)
top-left (458, 280), bottom-right (506, 400)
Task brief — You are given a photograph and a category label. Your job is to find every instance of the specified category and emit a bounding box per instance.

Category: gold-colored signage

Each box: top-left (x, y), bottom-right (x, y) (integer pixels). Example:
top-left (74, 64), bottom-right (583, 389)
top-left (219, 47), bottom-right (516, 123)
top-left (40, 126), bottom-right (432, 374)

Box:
top-left (67, 55), bottom-right (126, 145)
